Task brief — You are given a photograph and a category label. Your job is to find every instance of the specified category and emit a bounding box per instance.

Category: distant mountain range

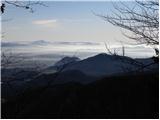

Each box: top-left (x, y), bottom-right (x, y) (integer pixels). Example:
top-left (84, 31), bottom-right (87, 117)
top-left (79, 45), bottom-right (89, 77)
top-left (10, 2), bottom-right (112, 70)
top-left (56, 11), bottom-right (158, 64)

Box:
top-left (2, 53), bottom-right (158, 118)
top-left (1, 42), bottom-right (28, 47)
top-left (47, 56), bottom-right (80, 72)
top-left (30, 40), bottom-right (51, 45)
top-left (47, 53), bottom-right (158, 77)
top-left (53, 41), bottom-right (101, 45)
top-left (1, 40), bottom-right (50, 47)
top-left (2, 40), bottom-right (101, 47)
top-left (2, 53), bottom-right (158, 98)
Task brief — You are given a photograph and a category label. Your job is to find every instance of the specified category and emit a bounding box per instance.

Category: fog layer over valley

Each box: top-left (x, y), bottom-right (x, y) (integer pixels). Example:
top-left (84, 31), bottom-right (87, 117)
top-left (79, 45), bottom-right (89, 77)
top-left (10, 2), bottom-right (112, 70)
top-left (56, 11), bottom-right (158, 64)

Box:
top-left (2, 41), bottom-right (158, 98)
top-left (2, 40), bottom-right (155, 69)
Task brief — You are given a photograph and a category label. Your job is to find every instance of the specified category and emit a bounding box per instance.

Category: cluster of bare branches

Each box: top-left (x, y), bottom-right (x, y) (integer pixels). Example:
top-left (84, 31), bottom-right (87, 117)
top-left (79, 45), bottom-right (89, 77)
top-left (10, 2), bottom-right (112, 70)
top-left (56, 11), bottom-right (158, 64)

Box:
top-left (1, 1), bottom-right (47, 14)
top-left (98, 0), bottom-right (159, 46)
top-left (1, 52), bottom-right (23, 69)
top-left (98, 0), bottom-right (159, 72)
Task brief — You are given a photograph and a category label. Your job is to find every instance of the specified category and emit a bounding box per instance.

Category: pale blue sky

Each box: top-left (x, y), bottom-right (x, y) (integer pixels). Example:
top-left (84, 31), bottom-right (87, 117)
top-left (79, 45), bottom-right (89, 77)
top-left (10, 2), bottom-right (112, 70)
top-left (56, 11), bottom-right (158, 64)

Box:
top-left (2, 1), bottom-right (133, 44)
top-left (2, 1), bottom-right (155, 58)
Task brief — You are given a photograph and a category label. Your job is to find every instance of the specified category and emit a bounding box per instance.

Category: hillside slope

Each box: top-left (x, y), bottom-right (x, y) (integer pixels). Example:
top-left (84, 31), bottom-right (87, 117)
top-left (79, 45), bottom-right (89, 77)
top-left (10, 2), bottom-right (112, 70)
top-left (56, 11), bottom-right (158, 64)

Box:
top-left (2, 72), bottom-right (158, 119)
top-left (48, 53), bottom-right (158, 77)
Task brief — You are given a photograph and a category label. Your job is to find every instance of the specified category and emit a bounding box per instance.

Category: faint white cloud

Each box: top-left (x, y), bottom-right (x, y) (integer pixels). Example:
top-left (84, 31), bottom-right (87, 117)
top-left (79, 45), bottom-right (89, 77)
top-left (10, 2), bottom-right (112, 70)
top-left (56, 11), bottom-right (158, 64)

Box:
top-left (32, 19), bottom-right (58, 27)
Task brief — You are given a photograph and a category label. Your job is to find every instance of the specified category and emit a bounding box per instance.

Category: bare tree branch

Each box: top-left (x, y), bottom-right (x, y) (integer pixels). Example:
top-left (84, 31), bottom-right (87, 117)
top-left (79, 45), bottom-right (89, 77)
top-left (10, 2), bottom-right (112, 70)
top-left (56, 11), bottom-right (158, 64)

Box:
top-left (97, 0), bottom-right (159, 46)
top-left (1, 1), bottom-right (47, 14)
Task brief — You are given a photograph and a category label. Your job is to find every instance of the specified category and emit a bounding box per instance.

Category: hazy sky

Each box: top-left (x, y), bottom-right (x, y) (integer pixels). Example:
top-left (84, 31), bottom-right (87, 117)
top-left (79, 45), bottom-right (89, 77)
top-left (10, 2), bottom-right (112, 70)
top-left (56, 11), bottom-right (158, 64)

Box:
top-left (2, 1), bottom-right (155, 58)
top-left (2, 1), bottom-right (132, 44)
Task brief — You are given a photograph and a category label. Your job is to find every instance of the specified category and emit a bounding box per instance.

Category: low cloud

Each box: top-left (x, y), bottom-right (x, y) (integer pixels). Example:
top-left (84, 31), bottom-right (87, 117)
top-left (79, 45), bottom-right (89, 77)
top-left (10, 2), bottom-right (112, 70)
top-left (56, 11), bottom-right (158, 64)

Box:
top-left (32, 19), bottom-right (57, 27)
top-left (54, 41), bottom-right (101, 46)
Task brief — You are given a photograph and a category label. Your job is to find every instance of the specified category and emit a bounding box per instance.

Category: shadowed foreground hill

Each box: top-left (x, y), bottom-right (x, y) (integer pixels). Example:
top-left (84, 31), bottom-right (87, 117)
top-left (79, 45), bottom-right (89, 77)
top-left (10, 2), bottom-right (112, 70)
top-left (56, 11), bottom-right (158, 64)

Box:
top-left (2, 71), bottom-right (158, 119)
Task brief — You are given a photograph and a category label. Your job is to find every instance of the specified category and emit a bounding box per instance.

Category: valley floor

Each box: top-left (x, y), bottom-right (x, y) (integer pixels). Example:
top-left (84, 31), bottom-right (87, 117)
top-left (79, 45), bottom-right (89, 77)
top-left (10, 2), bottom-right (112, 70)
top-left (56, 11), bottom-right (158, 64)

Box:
top-left (2, 71), bottom-right (159, 119)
